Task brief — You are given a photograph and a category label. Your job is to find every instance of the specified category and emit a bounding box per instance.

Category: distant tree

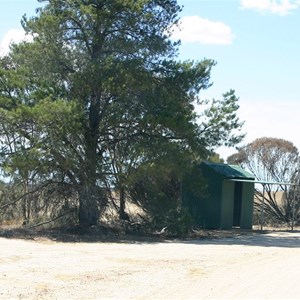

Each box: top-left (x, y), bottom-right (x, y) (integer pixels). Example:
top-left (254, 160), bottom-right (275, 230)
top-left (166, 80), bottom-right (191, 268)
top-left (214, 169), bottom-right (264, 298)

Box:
top-left (228, 137), bottom-right (300, 225)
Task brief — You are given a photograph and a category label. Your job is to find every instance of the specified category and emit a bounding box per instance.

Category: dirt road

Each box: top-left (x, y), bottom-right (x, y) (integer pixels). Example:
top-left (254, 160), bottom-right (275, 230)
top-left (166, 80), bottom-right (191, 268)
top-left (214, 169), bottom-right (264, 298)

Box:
top-left (1, 231), bottom-right (300, 299)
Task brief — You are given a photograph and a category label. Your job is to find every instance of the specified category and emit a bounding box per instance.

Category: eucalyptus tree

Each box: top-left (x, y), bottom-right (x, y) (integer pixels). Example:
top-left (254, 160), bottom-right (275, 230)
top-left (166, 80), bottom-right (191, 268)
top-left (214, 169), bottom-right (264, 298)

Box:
top-left (228, 137), bottom-right (300, 225)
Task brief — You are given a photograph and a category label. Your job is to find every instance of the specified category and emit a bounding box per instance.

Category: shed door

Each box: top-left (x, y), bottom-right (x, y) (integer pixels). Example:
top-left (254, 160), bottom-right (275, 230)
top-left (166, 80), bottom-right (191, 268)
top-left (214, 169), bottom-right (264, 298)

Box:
top-left (233, 182), bottom-right (243, 226)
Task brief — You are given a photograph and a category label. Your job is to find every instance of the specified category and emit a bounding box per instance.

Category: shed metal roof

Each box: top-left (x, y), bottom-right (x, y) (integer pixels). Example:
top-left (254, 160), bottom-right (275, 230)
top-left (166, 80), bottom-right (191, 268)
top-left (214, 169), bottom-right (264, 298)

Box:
top-left (203, 162), bottom-right (255, 180)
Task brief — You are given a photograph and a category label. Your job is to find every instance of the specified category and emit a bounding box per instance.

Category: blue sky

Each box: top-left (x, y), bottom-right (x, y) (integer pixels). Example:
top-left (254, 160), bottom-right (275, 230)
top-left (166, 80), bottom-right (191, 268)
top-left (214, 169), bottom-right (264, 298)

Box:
top-left (1, 0), bottom-right (300, 160)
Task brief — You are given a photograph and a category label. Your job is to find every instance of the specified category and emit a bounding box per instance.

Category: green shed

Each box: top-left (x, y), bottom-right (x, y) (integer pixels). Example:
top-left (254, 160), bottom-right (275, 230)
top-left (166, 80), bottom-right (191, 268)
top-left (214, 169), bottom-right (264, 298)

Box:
top-left (183, 162), bottom-right (255, 229)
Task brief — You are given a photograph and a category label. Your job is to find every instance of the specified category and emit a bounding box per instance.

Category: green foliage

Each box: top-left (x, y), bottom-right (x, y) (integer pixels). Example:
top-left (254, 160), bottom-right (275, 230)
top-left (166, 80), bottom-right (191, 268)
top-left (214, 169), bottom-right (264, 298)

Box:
top-left (198, 89), bottom-right (245, 150)
top-left (151, 207), bottom-right (194, 236)
top-left (127, 160), bottom-right (182, 217)
top-left (0, 0), bottom-right (244, 228)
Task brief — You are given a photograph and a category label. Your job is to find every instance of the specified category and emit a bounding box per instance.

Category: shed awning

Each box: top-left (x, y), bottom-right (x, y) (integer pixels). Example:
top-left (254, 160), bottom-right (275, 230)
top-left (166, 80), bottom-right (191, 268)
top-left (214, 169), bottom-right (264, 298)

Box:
top-left (226, 179), bottom-right (296, 186)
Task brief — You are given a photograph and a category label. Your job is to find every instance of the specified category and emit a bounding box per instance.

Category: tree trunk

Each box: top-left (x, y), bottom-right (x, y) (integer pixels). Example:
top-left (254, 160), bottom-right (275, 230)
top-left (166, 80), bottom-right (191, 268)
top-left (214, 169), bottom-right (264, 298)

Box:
top-left (78, 185), bottom-right (100, 227)
top-left (78, 84), bottom-right (102, 226)
top-left (119, 186), bottom-right (129, 220)
top-left (22, 178), bottom-right (30, 224)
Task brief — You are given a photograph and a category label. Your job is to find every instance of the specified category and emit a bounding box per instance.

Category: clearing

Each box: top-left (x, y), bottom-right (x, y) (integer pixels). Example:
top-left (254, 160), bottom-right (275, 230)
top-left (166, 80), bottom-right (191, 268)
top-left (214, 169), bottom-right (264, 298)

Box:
top-left (1, 230), bottom-right (300, 299)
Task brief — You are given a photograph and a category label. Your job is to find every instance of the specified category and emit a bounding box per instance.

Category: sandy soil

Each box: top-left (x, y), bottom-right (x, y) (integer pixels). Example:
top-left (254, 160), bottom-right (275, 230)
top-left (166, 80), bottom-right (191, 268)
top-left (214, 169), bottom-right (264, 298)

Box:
top-left (1, 231), bottom-right (300, 299)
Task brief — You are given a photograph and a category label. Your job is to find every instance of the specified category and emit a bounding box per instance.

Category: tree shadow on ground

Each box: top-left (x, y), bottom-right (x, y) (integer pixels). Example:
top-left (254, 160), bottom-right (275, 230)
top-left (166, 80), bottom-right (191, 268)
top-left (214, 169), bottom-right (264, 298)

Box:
top-left (184, 230), bottom-right (300, 248)
top-left (0, 226), bottom-right (165, 244)
top-left (0, 226), bottom-right (299, 248)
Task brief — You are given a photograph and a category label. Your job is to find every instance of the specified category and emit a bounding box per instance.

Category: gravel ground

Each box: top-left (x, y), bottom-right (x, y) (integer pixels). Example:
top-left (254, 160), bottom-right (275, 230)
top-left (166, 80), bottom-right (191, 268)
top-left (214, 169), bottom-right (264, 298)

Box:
top-left (1, 230), bottom-right (300, 299)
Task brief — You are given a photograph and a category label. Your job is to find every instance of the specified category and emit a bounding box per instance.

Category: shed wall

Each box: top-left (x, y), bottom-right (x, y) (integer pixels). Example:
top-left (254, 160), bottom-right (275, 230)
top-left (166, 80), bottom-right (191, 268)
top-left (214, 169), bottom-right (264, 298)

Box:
top-left (182, 163), bottom-right (255, 230)
top-left (220, 180), bottom-right (235, 229)
top-left (201, 165), bottom-right (223, 229)
top-left (240, 181), bottom-right (255, 229)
